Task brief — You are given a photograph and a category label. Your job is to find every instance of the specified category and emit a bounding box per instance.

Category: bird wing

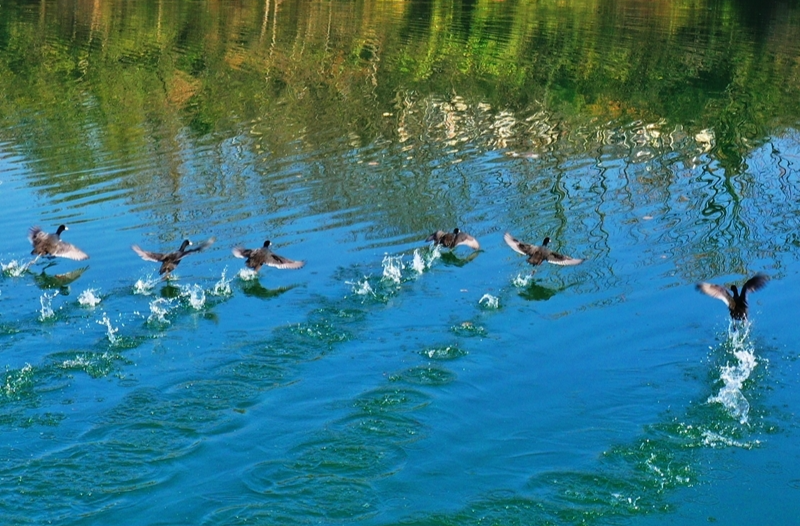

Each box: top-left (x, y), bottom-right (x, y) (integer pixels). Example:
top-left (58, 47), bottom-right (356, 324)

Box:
top-left (53, 241), bottom-right (89, 260)
top-left (184, 237), bottom-right (215, 254)
top-left (28, 226), bottom-right (45, 244)
top-left (232, 247), bottom-right (252, 259)
top-left (742, 274), bottom-right (769, 294)
top-left (454, 232), bottom-right (480, 250)
top-left (266, 253), bottom-right (305, 269)
top-left (425, 230), bottom-right (446, 243)
top-left (132, 245), bottom-right (165, 262)
top-left (696, 283), bottom-right (734, 308)
top-left (546, 252), bottom-right (583, 266)
top-left (503, 232), bottom-right (534, 256)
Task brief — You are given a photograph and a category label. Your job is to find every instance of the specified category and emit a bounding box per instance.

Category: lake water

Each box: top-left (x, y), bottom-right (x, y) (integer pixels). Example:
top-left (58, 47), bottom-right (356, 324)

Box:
top-left (2, 0), bottom-right (800, 524)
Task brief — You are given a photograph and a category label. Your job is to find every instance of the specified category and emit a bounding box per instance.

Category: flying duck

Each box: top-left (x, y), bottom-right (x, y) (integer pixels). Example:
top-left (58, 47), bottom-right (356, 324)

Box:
top-left (696, 274), bottom-right (768, 320)
top-left (503, 232), bottom-right (583, 268)
top-left (132, 237), bottom-right (215, 278)
top-left (426, 228), bottom-right (480, 250)
top-left (232, 240), bottom-right (305, 272)
top-left (28, 224), bottom-right (89, 262)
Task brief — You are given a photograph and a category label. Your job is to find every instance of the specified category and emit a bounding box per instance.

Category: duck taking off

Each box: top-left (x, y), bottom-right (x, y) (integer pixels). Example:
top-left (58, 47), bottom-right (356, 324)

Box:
top-left (132, 238), bottom-right (215, 278)
top-left (696, 274), bottom-right (768, 320)
top-left (29, 224), bottom-right (89, 262)
top-left (425, 228), bottom-right (480, 250)
top-left (232, 240), bottom-right (305, 272)
top-left (503, 232), bottom-right (583, 268)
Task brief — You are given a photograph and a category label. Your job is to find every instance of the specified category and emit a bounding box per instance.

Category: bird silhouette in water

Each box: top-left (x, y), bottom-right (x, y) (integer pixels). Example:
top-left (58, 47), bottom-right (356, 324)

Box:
top-left (28, 224), bottom-right (89, 263)
top-left (132, 238), bottom-right (215, 279)
top-left (232, 240), bottom-right (305, 273)
top-left (696, 274), bottom-right (769, 321)
top-left (425, 228), bottom-right (480, 250)
top-left (503, 232), bottom-right (583, 270)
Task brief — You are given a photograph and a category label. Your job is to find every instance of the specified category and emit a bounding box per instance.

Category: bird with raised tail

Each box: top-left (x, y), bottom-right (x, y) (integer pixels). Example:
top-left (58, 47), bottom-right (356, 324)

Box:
top-left (696, 274), bottom-right (768, 320)
top-left (132, 237), bottom-right (215, 278)
top-left (503, 232), bottom-right (583, 268)
top-left (28, 224), bottom-right (89, 262)
top-left (232, 240), bottom-right (305, 272)
top-left (425, 228), bottom-right (480, 250)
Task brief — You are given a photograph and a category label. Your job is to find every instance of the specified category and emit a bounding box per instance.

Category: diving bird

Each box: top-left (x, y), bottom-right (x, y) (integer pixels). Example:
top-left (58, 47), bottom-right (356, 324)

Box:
top-left (232, 240), bottom-right (305, 272)
top-left (425, 228), bottom-right (480, 250)
top-left (696, 274), bottom-right (768, 320)
top-left (28, 224), bottom-right (89, 262)
top-left (131, 237), bottom-right (215, 278)
top-left (503, 232), bottom-right (583, 268)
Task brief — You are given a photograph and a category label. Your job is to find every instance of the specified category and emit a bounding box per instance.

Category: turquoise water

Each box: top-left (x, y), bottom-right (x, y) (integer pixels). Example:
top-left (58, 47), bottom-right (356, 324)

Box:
top-left (2, 0), bottom-right (800, 524)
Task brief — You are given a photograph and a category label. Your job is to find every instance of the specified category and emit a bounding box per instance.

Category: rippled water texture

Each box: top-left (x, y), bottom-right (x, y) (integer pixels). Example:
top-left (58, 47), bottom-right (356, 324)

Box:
top-left (2, 0), bottom-right (800, 524)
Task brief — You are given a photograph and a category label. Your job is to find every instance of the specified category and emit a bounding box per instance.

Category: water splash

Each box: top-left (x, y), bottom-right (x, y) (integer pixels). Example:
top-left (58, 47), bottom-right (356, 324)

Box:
top-left (346, 277), bottom-right (376, 296)
top-left (512, 273), bottom-right (534, 287)
top-left (411, 246), bottom-right (441, 275)
top-left (1, 259), bottom-right (30, 277)
top-left (147, 298), bottom-right (174, 325)
top-left (133, 274), bottom-right (160, 295)
top-left (412, 250), bottom-right (426, 274)
top-left (237, 268), bottom-right (259, 281)
top-left (479, 294), bottom-right (500, 309)
top-left (180, 284), bottom-right (206, 310)
top-left (78, 288), bottom-right (102, 307)
top-left (39, 291), bottom-right (58, 321)
top-left (381, 254), bottom-right (405, 284)
top-left (707, 321), bottom-right (757, 424)
top-left (210, 267), bottom-right (233, 296)
top-left (96, 313), bottom-right (119, 345)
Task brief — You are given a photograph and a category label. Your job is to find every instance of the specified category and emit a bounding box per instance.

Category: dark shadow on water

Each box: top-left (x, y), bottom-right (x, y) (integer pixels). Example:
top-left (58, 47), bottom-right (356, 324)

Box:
top-left (33, 265), bottom-right (88, 296)
top-left (160, 283), bottom-right (181, 299)
top-left (240, 280), bottom-right (299, 300)
top-left (518, 279), bottom-right (561, 301)
top-left (439, 250), bottom-right (480, 267)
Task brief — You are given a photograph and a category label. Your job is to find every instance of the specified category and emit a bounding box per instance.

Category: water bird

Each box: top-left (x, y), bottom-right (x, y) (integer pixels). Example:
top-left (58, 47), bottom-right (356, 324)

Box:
top-left (503, 232), bottom-right (583, 269)
top-left (696, 274), bottom-right (768, 320)
top-left (28, 225), bottom-right (89, 262)
top-left (132, 238), bottom-right (215, 279)
top-left (232, 240), bottom-right (305, 272)
top-left (426, 228), bottom-right (480, 250)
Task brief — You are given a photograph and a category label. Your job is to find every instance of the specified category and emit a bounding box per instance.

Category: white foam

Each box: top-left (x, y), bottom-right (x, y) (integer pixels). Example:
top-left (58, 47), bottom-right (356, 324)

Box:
top-left (346, 277), bottom-right (375, 296)
top-left (411, 249), bottom-right (426, 274)
top-left (133, 274), bottom-right (160, 295)
top-left (237, 268), bottom-right (259, 281)
top-left (1, 259), bottom-right (30, 277)
top-left (78, 288), bottom-right (102, 307)
top-left (512, 273), bottom-right (534, 287)
top-left (180, 283), bottom-right (206, 310)
top-left (479, 294), bottom-right (500, 309)
top-left (147, 297), bottom-right (174, 325)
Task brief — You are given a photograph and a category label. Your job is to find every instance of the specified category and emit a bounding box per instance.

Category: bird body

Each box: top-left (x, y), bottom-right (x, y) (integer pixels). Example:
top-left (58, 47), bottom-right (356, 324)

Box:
top-left (426, 228), bottom-right (480, 250)
top-left (503, 232), bottom-right (583, 267)
top-left (232, 240), bottom-right (304, 272)
top-left (696, 274), bottom-right (768, 320)
top-left (132, 238), bottom-right (214, 278)
top-left (28, 224), bottom-right (89, 261)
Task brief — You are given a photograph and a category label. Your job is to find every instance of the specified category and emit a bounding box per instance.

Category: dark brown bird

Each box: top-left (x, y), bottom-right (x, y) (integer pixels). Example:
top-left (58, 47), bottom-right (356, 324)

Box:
top-left (232, 240), bottom-right (304, 272)
top-left (425, 228), bottom-right (480, 250)
top-left (132, 238), bottom-right (215, 278)
top-left (696, 274), bottom-right (768, 320)
top-left (503, 232), bottom-right (583, 268)
top-left (28, 224), bottom-right (89, 262)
